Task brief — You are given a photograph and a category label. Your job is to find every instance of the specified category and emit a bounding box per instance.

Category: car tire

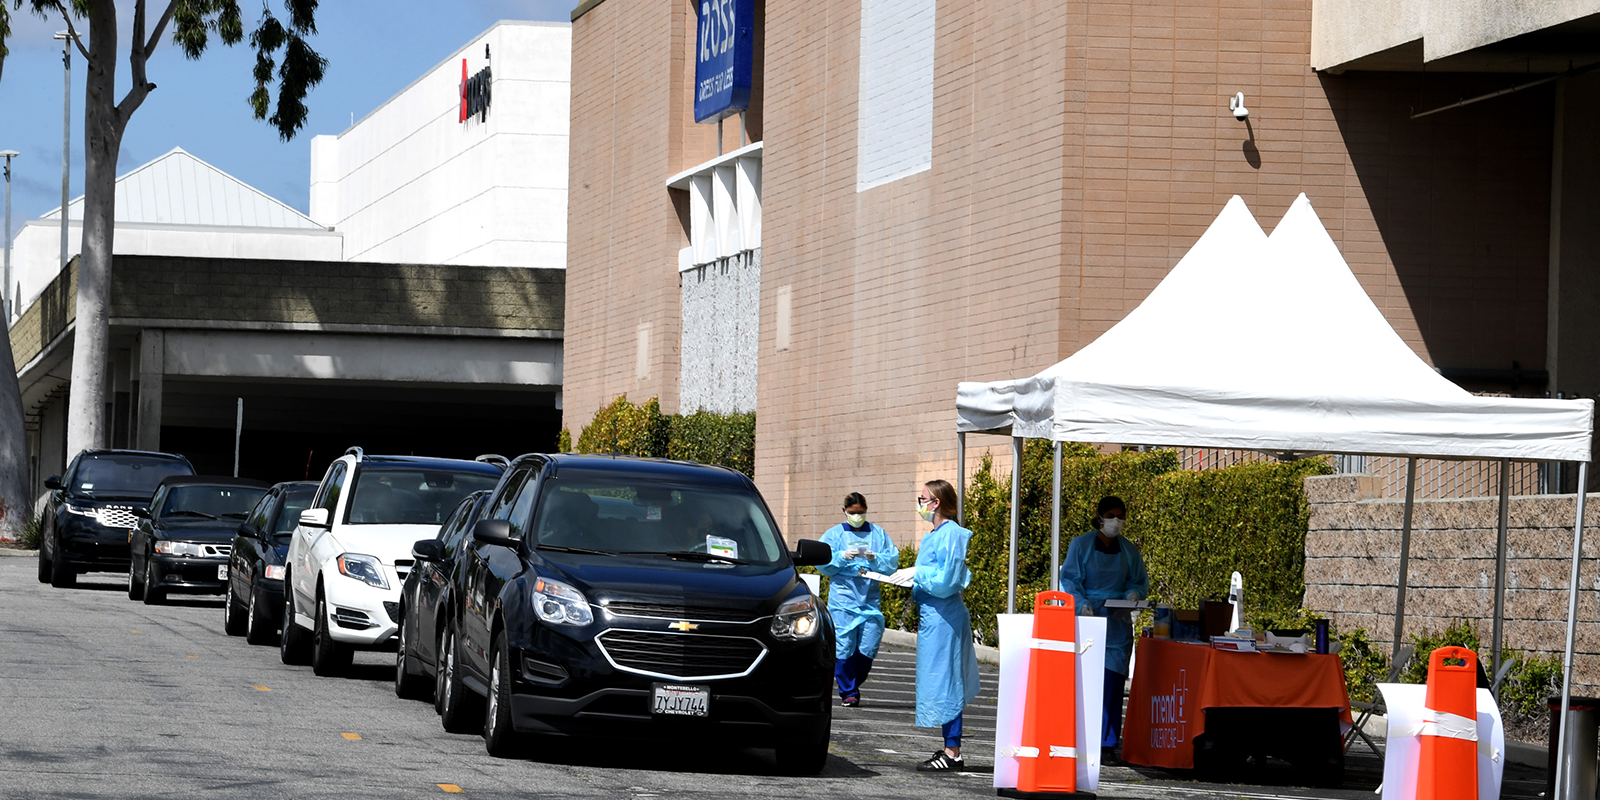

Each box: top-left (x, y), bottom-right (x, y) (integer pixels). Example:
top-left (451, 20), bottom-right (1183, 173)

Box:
top-left (280, 584), bottom-right (312, 665)
top-left (395, 608), bottom-right (431, 701)
top-left (773, 705), bottom-right (832, 776)
top-left (311, 592), bottom-right (352, 677)
top-left (245, 585), bottom-right (275, 646)
top-left (223, 583), bottom-right (247, 636)
top-left (141, 563), bottom-right (164, 605)
top-left (483, 631), bottom-right (526, 758)
top-left (37, 544), bottom-right (51, 584)
top-left (127, 561), bottom-right (145, 601)
top-left (437, 621), bottom-right (480, 734)
top-left (49, 541), bottom-right (76, 588)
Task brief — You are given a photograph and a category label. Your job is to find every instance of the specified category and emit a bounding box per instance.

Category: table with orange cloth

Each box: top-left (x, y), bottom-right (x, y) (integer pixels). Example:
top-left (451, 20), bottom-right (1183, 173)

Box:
top-left (1122, 636), bottom-right (1354, 769)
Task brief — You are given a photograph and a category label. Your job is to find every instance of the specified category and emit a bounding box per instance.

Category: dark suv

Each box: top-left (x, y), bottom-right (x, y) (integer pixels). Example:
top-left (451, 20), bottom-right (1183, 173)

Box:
top-left (412, 454), bottom-right (834, 773)
top-left (37, 449), bottom-right (195, 587)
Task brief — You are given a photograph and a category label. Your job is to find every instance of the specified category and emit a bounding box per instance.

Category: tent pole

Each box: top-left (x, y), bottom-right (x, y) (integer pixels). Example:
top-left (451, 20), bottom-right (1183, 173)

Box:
top-left (1554, 460), bottom-right (1589, 800)
top-left (1051, 441), bottom-right (1062, 584)
top-left (1391, 457), bottom-right (1417, 664)
top-left (956, 432), bottom-right (966, 525)
top-left (1491, 459), bottom-right (1511, 694)
top-left (1008, 436), bottom-right (1022, 614)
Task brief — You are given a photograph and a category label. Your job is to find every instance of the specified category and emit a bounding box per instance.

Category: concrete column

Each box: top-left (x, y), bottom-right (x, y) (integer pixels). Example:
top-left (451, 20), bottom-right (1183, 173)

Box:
top-left (136, 330), bottom-right (163, 452)
top-left (1546, 70), bottom-right (1600, 484)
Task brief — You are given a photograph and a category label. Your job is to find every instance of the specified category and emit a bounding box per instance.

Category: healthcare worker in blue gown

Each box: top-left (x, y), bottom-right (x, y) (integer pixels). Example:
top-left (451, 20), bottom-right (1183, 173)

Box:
top-left (911, 479), bottom-right (981, 773)
top-left (817, 492), bottom-right (900, 707)
top-left (1059, 495), bottom-right (1149, 765)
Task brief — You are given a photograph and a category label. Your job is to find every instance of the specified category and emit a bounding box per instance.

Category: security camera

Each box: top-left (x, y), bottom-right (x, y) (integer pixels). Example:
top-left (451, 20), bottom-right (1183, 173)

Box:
top-left (1229, 92), bottom-right (1249, 121)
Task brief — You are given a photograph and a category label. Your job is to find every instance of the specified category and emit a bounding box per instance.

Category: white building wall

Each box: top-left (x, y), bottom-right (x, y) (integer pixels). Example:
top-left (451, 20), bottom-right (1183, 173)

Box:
top-left (309, 21), bottom-right (571, 269)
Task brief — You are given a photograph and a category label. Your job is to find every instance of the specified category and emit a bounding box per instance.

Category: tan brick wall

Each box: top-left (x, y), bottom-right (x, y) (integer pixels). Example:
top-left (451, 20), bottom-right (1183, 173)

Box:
top-left (1305, 474), bottom-right (1600, 692)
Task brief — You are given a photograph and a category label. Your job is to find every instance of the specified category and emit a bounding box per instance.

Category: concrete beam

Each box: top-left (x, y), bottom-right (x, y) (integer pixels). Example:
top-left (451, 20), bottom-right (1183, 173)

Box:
top-left (160, 330), bottom-right (562, 388)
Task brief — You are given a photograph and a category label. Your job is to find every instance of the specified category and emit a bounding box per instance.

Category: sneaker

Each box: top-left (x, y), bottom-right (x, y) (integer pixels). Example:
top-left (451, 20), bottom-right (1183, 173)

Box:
top-left (917, 750), bottom-right (964, 772)
top-left (841, 696), bottom-right (860, 707)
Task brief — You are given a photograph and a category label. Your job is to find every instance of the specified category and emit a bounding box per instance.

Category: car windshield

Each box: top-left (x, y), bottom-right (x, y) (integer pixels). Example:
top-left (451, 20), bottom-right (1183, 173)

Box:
top-left (526, 477), bottom-right (786, 565)
top-left (160, 486), bottom-right (266, 521)
top-left (73, 455), bottom-right (193, 500)
top-left (345, 468), bottom-right (501, 525)
top-left (272, 489), bottom-right (316, 539)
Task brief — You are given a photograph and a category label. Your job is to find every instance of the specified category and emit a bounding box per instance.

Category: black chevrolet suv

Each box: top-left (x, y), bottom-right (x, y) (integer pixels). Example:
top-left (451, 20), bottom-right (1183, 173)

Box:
top-left (38, 449), bottom-right (195, 587)
top-left (411, 454), bottom-right (834, 773)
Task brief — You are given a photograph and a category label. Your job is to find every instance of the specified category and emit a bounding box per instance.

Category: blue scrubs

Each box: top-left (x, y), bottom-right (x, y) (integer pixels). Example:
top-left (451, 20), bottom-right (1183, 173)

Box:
top-left (1059, 529), bottom-right (1149, 747)
top-left (913, 520), bottom-right (981, 740)
top-left (817, 522), bottom-right (899, 699)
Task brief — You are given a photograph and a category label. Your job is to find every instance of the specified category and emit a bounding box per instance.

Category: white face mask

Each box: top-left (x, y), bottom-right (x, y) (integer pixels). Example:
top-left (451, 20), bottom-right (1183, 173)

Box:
top-left (917, 501), bottom-right (935, 523)
top-left (845, 513), bottom-right (866, 528)
top-left (1101, 517), bottom-right (1125, 538)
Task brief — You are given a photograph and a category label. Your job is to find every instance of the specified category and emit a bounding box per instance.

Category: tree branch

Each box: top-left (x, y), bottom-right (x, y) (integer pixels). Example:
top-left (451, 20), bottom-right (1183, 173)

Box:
top-left (55, 4), bottom-right (91, 61)
top-left (143, 0), bottom-right (178, 58)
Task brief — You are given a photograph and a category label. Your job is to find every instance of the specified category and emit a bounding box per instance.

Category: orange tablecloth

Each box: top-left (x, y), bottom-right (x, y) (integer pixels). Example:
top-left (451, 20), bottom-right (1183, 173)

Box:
top-left (1122, 637), bottom-right (1354, 769)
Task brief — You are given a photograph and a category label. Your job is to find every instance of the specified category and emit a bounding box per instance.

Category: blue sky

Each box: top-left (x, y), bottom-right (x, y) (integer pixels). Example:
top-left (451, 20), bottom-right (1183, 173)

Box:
top-left (0, 1), bottom-right (571, 225)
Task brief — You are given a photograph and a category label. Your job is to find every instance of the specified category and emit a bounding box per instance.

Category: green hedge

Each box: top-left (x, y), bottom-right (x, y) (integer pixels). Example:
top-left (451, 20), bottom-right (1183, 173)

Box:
top-left (960, 442), bottom-right (1332, 645)
top-left (572, 395), bottom-right (755, 477)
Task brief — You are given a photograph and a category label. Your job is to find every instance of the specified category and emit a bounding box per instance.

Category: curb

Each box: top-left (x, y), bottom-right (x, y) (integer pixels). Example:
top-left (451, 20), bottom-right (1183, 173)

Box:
top-left (881, 627), bottom-right (1002, 665)
top-left (0, 548), bottom-right (38, 558)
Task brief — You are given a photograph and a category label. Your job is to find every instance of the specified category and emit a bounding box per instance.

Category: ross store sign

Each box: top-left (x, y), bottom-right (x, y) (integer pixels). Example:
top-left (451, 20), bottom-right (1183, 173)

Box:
top-left (694, 0), bottom-right (754, 123)
top-left (460, 59), bottom-right (491, 124)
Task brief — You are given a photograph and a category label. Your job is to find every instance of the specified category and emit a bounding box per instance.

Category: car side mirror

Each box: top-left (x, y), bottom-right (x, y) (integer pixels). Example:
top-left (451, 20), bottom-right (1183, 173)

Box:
top-left (44, 476), bottom-right (61, 491)
top-left (132, 507), bottom-right (151, 520)
top-left (412, 539), bottom-right (446, 562)
top-left (473, 519), bottom-right (520, 548)
top-left (790, 538), bottom-right (831, 567)
top-left (299, 508), bottom-right (331, 529)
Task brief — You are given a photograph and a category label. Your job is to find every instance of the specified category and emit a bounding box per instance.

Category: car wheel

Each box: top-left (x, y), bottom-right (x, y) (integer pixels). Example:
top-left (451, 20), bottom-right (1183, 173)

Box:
top-left (141, 563), bottom-right (164, 605)
top-left (395, 609), bottom-right (431, 700)
top-left (127, 561), bottom-right (145, 601)
top-left (483, 631), bottom-right (526, 757)
top-left (310, 592), bottom-right (352, 677)
top-left (37, 543), bottom-right (51, 584)
top-left (245, 584), bottom-right (275, 646)
top-left (49, 540), bottom-right (76, 589)
top-left (437, 621), bottom-right (480, 734)
top-left (222, 582), bottom-right (247, 636)
top-left (773, 704), bottom-right (832, 776)
top-left (280, 583), bottom-right (312, 665)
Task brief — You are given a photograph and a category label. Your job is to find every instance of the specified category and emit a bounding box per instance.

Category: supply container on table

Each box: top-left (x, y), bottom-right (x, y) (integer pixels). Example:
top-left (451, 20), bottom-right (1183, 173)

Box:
top-left (1152, 604), bottom-right (1173, 638)
top-left (1547, 696), bottom-right (1600, 800)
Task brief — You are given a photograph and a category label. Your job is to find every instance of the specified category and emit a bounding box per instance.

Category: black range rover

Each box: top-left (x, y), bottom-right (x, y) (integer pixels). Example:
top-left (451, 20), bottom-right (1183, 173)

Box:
top-left (38, 449), bottom-right (195, 587)
top-left (415, 454), bottom-right (834, 773)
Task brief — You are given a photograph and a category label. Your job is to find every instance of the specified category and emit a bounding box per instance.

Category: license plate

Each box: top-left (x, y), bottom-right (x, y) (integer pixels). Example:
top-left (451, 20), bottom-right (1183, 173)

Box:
top-left (217, 565), bottom-right (229, 580)
top-left (651, 684), bottom-right (709, 717)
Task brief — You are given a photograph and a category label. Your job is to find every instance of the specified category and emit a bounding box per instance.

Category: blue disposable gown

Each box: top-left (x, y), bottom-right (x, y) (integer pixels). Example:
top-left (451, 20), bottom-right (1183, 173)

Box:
top-left (1058, 530), bottom-right (1150, 675)
top-left (816, 522), bottom-right (900, 660)
top-left (912, 520), bottom-right (981, 728)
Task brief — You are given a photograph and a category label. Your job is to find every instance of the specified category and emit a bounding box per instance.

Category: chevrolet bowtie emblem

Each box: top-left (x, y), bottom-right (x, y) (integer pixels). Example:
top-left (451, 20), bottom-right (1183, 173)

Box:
top-left (668, 621), bottom-right (699, 632)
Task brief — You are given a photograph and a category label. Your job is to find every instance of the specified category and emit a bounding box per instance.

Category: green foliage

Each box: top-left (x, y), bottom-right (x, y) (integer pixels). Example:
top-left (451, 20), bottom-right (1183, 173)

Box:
top-left (556, 428), bottom-right (572, 453)
top-left (668, 411), bottom-right (756, 477)
top-left (959, 443), bottom-right (1331, 646)
top-left (1337, 627), bottom-right (1390, 704)
top-left (878, 546), bottom-right (920, 633)
top-left (1396, 619), bottom-right (1563, 739)
top-left (20, 511), bottom-right (43, 550)
top-left (1499, 649), bottom-right (1562, 720)
top-left (1401, 619), bottom-right (1484, 686)
top-left (575, 395), bottom-right (670, 458)
top-left (573, 396), bottom-right (755, 476)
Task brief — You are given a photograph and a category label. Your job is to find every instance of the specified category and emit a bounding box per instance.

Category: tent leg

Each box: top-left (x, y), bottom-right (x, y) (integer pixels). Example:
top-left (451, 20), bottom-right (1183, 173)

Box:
top-left (1008, 436), bottom-right (1022, 614)
top-left (956, 432), bottom-right (966, 525)
top-left (1392, 457), bottom-right (1417, 665)
top-left (1554, 461), bottom-right (1589, 800)
top-left (1051, 441), bottom-right (1062, 585)
top-left (1491, 459), bottom-right (1511, 693)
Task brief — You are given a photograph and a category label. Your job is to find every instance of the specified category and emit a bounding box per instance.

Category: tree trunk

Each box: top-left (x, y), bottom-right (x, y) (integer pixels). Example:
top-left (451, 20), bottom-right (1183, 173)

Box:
top-left (64, 2), bottom-right (123, 459)
top-left (0, 321), bottom-right (29, 541)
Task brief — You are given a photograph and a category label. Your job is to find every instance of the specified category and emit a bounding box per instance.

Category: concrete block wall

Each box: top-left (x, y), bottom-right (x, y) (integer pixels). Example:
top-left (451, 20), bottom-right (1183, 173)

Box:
top-left (1304, 474), bottom-right (1600, 691)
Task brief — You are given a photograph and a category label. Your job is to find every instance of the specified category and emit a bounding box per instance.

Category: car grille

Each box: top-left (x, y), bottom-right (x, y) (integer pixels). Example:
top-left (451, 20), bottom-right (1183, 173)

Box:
top-left (595, 630), bottom-right (766, 680)
top-left (200, 543), bottom-right (231, 559)
top-left (601, 601), bottom-right (757, 624)
top-left (95, 506), bottom-right (140, 529)
top-left (382, 602), bottom-right (400, 624)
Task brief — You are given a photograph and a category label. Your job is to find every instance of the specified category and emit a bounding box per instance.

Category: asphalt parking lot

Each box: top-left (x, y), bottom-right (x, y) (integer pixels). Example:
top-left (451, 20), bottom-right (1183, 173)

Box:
top-left (0, 555), bottom-right (1553, 799)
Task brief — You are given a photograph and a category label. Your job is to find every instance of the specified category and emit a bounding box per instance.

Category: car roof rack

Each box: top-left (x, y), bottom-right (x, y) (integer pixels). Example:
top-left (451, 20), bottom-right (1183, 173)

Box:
top-left (344, 446), bottom-right (365, 460)
top-left (475, 454), bottom-right (509, 469)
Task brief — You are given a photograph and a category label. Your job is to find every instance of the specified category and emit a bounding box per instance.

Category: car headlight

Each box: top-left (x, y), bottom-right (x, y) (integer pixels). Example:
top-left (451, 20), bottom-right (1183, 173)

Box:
top-left (64, 503), bottom-right (96, 517)
top-left (154, 540), bottom-right (206, 557)
top-left (263, 565), bottom-right (286, 580)
top-left (771, 594), bottom-right (820, 640)
top-left (533, 577), bottom-right (593, 626)
top-left (336, 553), bottom-right (389, 589)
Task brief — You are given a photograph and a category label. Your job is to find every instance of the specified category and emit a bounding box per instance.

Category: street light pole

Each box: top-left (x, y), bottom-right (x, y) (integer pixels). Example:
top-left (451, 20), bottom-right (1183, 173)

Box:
top-left (54, 30), bottom-right (75, 272)
top-left (1, 150), bottom-right (17, 321)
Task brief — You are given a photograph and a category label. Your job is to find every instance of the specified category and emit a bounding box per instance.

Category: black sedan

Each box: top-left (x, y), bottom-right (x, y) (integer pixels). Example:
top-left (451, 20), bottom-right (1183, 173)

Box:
top-left (414, 454), bottom-right (835, 774)
top-left (395, 489), bottom-right (493, 701)
top-left (128, 476), bottom-right (269, 605)
top-left (223, 481), bottom-right (317, 645)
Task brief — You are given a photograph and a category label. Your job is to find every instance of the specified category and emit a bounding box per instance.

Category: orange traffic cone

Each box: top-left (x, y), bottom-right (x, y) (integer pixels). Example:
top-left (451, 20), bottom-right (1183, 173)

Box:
top-left (1416, 646), bottom-right (1479, 800)
top-left (1016, 590), bottom-right (1080, 795)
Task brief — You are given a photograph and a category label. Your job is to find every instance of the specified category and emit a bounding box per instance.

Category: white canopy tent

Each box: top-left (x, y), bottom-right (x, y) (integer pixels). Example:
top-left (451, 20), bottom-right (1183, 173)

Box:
top-left (954, 195), bottom-right (1595, 797)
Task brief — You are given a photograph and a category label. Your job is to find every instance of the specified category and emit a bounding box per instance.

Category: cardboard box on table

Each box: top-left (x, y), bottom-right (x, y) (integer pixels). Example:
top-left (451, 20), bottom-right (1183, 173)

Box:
top-left (1375, 683), bottom-right (1504, 800)
top-left (994, 614), bottom-right (1108, 792)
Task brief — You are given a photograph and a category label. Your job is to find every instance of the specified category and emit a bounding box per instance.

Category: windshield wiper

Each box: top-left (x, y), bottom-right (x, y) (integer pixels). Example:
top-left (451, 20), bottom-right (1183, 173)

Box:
top-left (164, 510), bottom-right (218, 520)
top-left (630, 550), bottom-right (748, 565)
top-left (535, 544), bottom-right (616, 557)
top-left (220, 512), bottom-right (249, 518)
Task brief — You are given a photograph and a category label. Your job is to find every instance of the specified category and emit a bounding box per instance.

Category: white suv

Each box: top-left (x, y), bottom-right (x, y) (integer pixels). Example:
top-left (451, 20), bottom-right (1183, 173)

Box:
top-left (281, 448), bottom-right (505, 675)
